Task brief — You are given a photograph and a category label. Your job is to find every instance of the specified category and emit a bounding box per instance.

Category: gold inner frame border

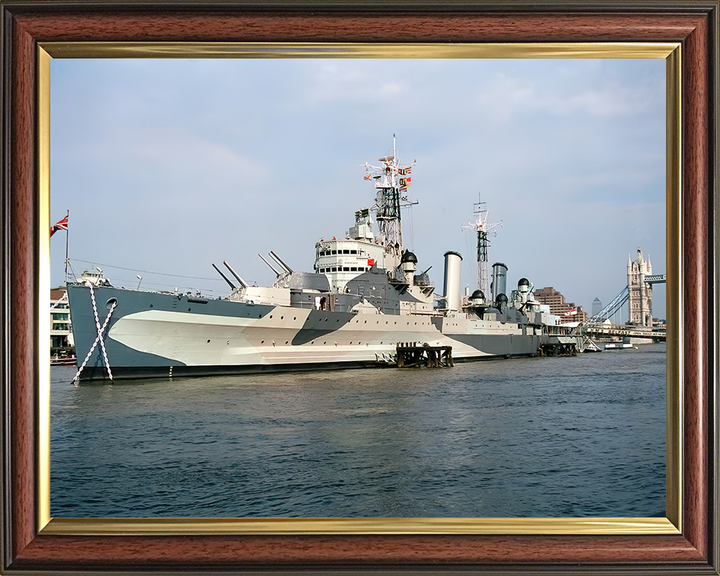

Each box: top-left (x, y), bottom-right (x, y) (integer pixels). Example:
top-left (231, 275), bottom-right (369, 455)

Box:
top-left (37, 41), bottom-right (682, 537)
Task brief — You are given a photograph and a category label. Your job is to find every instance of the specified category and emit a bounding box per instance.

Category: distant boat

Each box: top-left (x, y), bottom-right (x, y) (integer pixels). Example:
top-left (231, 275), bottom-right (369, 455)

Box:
top-left (604, 342), bottom-right (633, 350)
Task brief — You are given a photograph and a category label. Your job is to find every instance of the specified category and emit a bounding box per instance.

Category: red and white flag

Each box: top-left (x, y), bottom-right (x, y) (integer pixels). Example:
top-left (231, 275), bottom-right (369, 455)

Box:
top-left (564, 307), bottom-right (578, 316)
top-left (51, 215), bottom-right (68, 237)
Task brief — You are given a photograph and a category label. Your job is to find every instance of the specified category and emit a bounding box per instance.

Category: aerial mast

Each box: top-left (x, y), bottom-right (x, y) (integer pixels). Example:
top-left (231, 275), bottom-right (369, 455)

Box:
top-left (363, 135), bottom-right (416, 258)
top-left (463, 196), bottom-right (502, 297)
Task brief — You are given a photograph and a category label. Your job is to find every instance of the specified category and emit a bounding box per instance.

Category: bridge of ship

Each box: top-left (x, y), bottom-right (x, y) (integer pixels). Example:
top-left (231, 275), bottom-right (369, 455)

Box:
top-left (575, 274), bottom-right (667, 341)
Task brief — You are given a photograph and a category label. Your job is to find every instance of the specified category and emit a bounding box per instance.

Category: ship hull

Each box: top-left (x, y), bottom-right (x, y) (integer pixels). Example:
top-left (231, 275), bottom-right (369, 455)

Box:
top-left (67, 284), bottom-right (554, 381)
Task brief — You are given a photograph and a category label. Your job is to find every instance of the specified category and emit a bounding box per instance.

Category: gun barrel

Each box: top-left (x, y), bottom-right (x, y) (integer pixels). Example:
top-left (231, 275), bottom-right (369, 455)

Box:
top-left (258, 254), bottom-right (281, 277)
top-left (212, 263), bottom-right (236, 289)
top-left (269, 251), bottom-right (293, 274)
top-left (223, 261), bottom-right (248, 289)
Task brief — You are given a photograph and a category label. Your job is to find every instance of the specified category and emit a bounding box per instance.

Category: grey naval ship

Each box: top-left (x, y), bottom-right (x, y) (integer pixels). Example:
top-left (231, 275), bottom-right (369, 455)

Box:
top-left (67, 141), bottom-right (574, 381)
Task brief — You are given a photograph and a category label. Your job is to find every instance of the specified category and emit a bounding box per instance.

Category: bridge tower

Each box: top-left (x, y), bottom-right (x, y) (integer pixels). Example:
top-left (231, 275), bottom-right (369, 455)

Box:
top-left (627, 246), bottom-right (653, 327)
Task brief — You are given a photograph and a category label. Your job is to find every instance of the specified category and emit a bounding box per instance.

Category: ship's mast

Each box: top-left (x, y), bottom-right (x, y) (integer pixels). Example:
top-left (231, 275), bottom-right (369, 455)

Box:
top-left (364, 135), bottom-right (416, 258)
top-left (463, 197), bottom-right (502, 297)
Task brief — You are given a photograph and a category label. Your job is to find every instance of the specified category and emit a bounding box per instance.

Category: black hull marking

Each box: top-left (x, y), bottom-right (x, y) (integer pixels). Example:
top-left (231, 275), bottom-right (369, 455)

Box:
top-left (74, 360), bottom-right (385, 382)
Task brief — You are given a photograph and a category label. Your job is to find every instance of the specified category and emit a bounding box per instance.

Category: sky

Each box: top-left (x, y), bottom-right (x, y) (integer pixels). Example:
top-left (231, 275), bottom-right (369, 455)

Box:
top-left (50, 57), bottom-right (666, 320)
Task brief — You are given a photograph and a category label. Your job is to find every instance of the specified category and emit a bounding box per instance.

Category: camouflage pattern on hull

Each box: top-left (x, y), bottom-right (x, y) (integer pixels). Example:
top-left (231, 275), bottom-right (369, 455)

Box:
top-left (67, 284), bottom-right (555, 382)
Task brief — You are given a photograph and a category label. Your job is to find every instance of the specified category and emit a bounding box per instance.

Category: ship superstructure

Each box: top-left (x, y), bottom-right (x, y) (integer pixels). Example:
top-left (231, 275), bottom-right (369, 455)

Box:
top-left (66, 140), bottom-right (571, 381)
top-left (314, 136), bottom-right (416, 293)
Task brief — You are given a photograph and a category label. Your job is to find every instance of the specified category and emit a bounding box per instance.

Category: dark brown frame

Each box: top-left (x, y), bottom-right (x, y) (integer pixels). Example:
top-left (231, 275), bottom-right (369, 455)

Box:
top-left (1, 1), bottom-right (717, 573)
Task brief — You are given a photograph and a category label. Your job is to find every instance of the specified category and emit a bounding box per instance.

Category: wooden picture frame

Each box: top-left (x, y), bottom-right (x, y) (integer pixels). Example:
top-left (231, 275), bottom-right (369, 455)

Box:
top-left (1, 2), bottom-right (717, 573)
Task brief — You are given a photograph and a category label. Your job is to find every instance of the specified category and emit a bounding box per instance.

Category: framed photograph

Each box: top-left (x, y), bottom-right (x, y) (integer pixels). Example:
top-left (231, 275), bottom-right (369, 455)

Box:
top-left (1, 2), bottom-right (717, 574)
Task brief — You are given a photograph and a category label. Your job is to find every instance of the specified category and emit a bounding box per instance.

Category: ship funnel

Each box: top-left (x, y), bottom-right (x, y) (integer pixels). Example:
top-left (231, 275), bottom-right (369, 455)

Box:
top-left (443, 251), bottom-right (463, 311)
top-left (491, 262), bottom-right (508, 302)
top-left (223, 261), bottom-right (248, 289)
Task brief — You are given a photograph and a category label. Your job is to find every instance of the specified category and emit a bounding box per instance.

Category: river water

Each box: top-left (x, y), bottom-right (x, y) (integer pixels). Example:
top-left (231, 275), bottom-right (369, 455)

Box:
top-left (50, 343), bottom-right (666, 518)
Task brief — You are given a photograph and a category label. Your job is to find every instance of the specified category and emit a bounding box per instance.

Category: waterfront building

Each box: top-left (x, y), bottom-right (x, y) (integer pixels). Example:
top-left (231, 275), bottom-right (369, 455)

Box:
top-left (50, 286), bottom-right (73, 355)
top-left (627, 247), bottom-right (653, 327)
top-left (534, 286), bottom-right (588, 324)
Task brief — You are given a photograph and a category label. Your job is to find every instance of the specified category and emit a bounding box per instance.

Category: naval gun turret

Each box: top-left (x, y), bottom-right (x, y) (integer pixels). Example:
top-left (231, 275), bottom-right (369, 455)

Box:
top-left (216, 251), bottom-right (330, 309)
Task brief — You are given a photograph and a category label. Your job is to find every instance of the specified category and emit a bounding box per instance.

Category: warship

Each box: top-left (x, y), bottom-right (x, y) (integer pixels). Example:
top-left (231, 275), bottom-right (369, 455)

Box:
top-left (67, 140), bottom-right (575, 381)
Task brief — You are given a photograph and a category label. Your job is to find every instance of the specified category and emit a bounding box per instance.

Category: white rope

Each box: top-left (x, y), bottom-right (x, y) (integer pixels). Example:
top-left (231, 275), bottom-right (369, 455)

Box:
top-left (72, 283), bottom-right (116, 383)
top-left (89, 284), bottom-right (113, 379)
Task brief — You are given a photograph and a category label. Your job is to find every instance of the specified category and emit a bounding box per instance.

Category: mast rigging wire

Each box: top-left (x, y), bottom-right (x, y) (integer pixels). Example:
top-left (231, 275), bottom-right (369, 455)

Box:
top-left (70, 258), bottom-right (219, 281)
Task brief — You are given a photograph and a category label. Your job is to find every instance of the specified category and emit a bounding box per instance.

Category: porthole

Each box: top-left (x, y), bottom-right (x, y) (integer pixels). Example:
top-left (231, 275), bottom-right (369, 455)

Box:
top-left (149, 304), bottom-right (153, 309)
top-left (207, 339), bottom-right (211, 343)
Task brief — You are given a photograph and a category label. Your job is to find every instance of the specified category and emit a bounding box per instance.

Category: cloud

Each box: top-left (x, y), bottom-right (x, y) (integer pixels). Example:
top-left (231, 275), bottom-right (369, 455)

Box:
top-left (539, 83), bottom-right (659, 117)
top-left (474, 61), bottom-right (663, 123)
top-left (303, 62), bottom-right (408, 105)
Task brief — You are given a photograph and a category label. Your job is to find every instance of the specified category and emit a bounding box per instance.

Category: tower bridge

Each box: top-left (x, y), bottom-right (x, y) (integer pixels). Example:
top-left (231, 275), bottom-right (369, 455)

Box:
top-left (573, 247), bottom-right (667, 344)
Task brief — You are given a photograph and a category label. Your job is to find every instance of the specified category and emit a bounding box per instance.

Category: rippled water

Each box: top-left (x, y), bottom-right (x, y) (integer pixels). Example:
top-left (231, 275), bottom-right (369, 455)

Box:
top-left (51, 343), bottom-right (666, 518)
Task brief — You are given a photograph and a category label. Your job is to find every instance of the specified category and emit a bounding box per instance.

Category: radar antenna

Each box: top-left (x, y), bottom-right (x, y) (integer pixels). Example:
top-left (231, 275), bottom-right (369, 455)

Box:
top-left (462, 195), bottom-right (502, 297)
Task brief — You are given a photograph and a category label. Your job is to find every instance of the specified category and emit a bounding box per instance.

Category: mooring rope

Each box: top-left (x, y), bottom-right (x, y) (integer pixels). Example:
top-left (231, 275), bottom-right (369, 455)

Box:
top-left (72, 283), bottom-right (116, 383)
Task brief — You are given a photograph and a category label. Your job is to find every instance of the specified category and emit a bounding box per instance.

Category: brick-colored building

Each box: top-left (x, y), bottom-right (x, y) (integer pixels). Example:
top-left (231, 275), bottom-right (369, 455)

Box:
top-left (534, 286), bottom-right (588, 324)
